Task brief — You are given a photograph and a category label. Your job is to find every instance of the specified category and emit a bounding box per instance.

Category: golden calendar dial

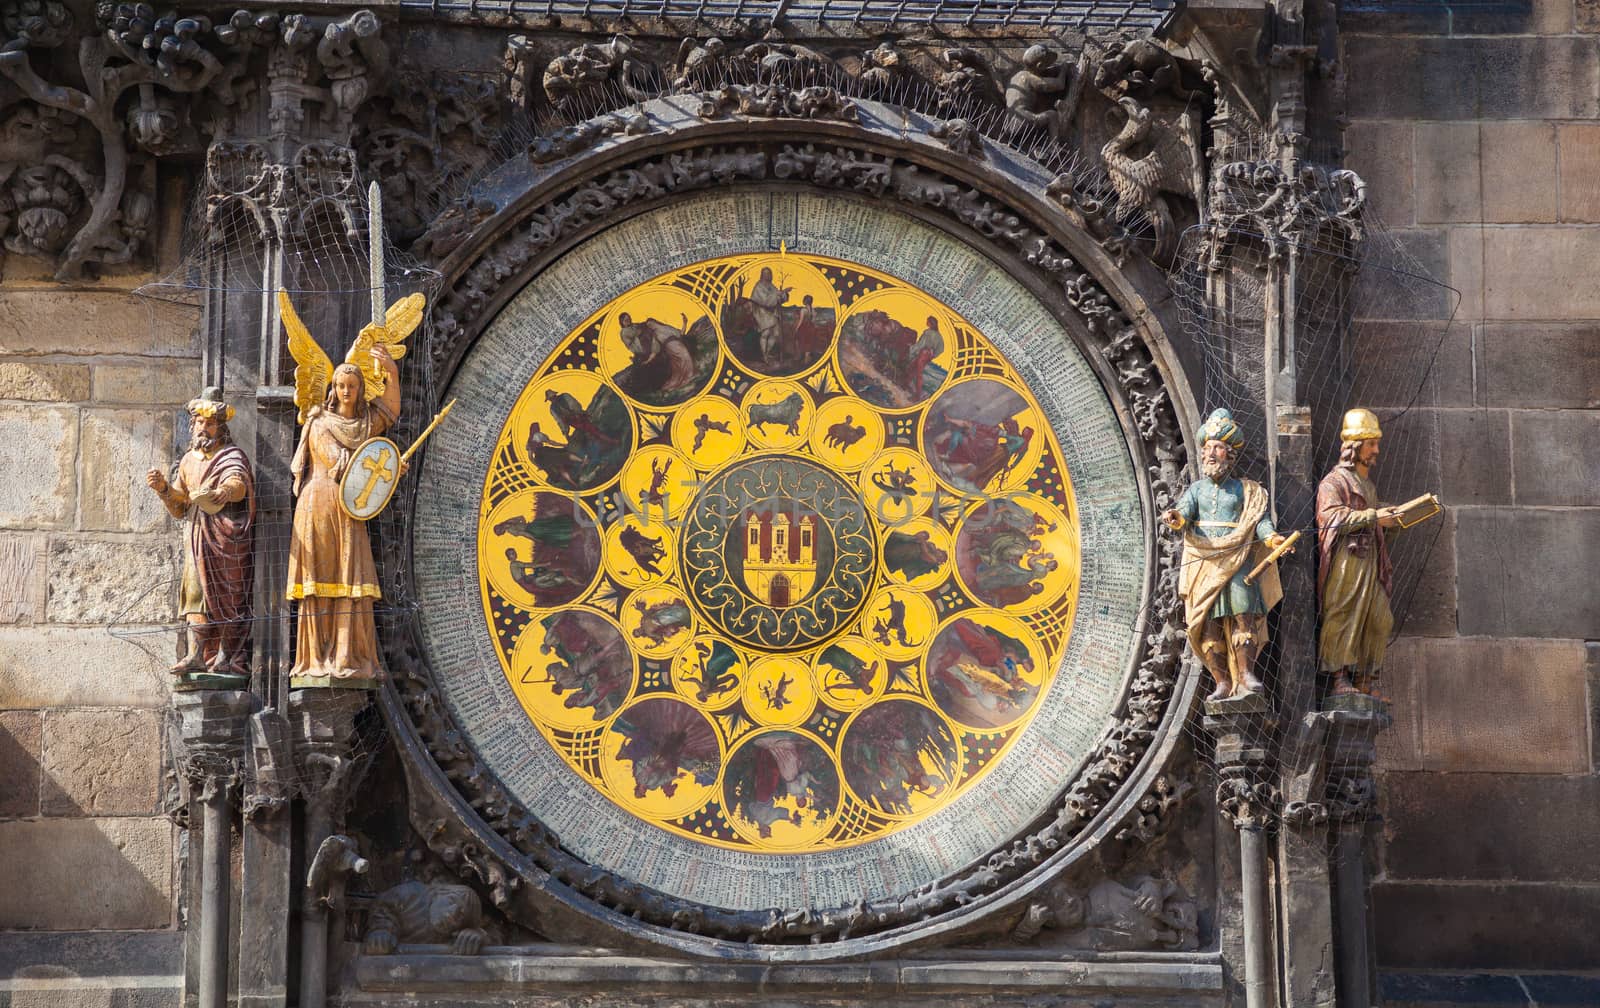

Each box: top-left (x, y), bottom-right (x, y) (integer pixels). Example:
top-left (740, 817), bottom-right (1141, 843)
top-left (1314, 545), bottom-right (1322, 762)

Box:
top-left (477, 251), bottom-right (1082, 852)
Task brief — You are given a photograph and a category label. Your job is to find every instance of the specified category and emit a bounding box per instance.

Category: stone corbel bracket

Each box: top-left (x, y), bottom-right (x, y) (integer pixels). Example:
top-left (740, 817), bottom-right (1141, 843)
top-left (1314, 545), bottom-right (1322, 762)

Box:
top-left (376, 94), bottom-right (1211, 959)
top-left (170, 690), bottom-right (257, 808)
top-left (1157, 0), bottom-right (1273, 127)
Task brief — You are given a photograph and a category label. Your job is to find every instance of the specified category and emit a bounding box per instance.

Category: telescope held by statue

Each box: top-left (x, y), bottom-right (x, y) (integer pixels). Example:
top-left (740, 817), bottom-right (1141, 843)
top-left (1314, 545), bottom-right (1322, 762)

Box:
top-left (1242, 530), bottom-right (1300, 587)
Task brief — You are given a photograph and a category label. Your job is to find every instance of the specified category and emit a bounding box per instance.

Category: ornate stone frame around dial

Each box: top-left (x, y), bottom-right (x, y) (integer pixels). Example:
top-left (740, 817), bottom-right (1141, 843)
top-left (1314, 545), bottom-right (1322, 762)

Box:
top-left (376, 95), bottom-right (1204, 959)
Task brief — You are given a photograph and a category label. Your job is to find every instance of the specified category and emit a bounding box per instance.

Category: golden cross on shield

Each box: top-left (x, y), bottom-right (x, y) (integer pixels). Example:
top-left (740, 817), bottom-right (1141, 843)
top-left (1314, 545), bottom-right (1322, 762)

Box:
top-left (354, 445), bottom-right (395, 511)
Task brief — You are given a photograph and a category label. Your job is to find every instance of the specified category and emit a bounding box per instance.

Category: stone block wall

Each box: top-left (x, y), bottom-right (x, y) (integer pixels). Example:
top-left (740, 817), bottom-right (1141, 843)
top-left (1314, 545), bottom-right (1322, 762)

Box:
top-left (0, 273), bottom-right (198, 992)
top-left (1342, 0), bottom-right (1600, 971)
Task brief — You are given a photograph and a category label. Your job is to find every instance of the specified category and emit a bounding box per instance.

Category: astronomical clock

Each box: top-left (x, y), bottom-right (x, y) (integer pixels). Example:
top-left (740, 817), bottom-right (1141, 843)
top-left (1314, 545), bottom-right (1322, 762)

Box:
top-left (412, 189), bottom-right (1162, 933)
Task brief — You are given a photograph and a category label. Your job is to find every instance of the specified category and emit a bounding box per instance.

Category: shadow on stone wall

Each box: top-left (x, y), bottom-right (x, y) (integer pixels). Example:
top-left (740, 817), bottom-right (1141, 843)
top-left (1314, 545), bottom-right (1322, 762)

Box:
top-left (0, 709), bottom-right (174, 932)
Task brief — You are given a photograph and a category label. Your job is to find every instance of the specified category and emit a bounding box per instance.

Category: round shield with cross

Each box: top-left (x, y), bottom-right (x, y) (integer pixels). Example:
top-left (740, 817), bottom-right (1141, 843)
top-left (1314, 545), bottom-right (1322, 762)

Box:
top-left (338, 436), bottom-right (403, 521)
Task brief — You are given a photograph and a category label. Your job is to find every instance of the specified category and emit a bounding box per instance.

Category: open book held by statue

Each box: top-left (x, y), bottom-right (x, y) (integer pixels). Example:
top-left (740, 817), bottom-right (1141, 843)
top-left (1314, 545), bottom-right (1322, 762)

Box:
top-left (1316, 408), bottom-right (1439, 700)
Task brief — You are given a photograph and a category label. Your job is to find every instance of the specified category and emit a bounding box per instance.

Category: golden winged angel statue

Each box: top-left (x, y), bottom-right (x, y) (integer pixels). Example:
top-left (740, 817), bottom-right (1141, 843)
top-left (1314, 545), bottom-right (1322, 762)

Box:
top-left (279, 181), bottom-right (430, 688)
top-left (280, 286), bottom-right (425, 688)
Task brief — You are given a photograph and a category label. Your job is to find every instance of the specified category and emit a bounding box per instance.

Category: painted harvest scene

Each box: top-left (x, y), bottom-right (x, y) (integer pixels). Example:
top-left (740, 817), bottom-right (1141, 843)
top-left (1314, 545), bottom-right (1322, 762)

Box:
top-left (478, 251), bottom-right (1081, 853)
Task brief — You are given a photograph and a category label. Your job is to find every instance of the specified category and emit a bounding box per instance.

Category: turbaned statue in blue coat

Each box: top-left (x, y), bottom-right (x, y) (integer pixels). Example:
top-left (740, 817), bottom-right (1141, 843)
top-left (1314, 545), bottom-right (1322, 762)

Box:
top-left (1162, 409), bottom-right (1293, 702)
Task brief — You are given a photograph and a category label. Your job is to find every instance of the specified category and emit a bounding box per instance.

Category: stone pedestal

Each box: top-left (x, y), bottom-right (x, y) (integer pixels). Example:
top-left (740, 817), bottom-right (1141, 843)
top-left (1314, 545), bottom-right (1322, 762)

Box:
top-left (1204, 699), bottom-right (1279, 1008)
top-left (1325, 698), bottom-right (1391, 1008)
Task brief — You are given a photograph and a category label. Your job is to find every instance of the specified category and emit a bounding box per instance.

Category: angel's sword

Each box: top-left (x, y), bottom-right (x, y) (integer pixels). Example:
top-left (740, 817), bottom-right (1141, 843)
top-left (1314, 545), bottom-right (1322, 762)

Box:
top-left (368, 180), bottom-right (385, 328)
top-left (362, 179), bottom-right (455, 501)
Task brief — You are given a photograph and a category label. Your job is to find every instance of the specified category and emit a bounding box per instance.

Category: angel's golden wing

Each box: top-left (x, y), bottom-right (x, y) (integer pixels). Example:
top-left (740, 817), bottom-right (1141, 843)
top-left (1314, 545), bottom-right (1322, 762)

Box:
top-left (345, 293), bottom-right (426, 401)
top-left (279, 290), bottom-right (332, 425)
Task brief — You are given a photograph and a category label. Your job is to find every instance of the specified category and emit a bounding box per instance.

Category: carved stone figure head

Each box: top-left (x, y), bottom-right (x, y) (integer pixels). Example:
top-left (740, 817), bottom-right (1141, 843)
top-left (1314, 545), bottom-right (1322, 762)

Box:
top-left (327, 362), bottom-right (366, 416)
top-left (1197, 408), bottom-right (1244, 482)
top-left (1022, 44), bottom-right (1057, 72)
top-left (1338, 407), bottom-right (1383, 469)
top-left (187, 387), bottom-right (235, 452)
top-left (349, 9), bottom-right (380, 38)
top-left (429, 884), bottom-right (480, 936)
top-left (1048, 882), bottom-right (1087, 929)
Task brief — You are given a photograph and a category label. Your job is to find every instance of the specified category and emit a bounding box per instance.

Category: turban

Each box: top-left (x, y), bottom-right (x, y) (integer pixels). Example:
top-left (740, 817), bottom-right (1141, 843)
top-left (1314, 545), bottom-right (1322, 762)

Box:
top-left (1198, 407), bottom-right (1244, 448)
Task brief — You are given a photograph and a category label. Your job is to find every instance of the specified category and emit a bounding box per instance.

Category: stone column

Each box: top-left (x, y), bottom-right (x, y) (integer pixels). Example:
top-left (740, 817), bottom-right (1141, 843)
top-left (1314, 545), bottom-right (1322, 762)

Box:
top-left (290, 689), bottom-right (371, 1008)
top-left (238, 707), bottom-right (294, 1008)
top-left (1206, 697), bottom-right (1279, 1008)
top-left (172, 690), bottom-right (255, 1008)
top-left (1323, 696), bottom-right (1390, 1008)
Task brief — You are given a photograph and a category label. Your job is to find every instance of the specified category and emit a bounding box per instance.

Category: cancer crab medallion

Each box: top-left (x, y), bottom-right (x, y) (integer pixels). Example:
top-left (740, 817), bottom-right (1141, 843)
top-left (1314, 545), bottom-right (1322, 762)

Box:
top-left (476, 249), bottom-right (1083, 853)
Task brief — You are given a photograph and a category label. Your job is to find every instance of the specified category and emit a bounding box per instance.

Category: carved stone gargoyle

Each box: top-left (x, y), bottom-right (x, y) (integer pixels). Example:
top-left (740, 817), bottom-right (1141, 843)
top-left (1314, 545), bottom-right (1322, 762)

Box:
top-left (1013, 873), bottom-right (1200, 951)
top-left (308, 834), bottom-right (369, 913)
top-left (362, 880), bottom-right (489, 956)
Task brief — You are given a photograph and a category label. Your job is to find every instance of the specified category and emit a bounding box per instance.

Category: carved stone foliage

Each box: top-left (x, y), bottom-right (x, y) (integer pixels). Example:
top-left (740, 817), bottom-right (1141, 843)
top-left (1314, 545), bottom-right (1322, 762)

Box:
top-left (315, 10), bottom-right (387, 137)
top-left (166, 689), bottom-right (254, 813)
top-left (527, 109), bottom-right (650, 165)
top-left (476, 31), bottom-right (1216, 281)
top-left (357, 70), bottom-right (501, 246)
top-left (1046, 169), bottom-right (1136, 266)
top-left (1326, 774), bottom-right (1377, 822)
top-left (1218, 772), bottom-right (1280, 832)
top-left (503, 32), bottom-right (942, 120)
top-left (0, 4), bottom-right (393, 279)
top-left (1011, 872), bottom-right (1200, 951)
top-left (697, 82), bottom-right (857, 122)
top-left (412, 195), bottom-right (495, 262)
top-left (1203, 157), bottom-right (1367, 266)
top-left (383, 118), bottom-right (1195, 949)
top-left (1115, 771), bottom-right (1195, 846)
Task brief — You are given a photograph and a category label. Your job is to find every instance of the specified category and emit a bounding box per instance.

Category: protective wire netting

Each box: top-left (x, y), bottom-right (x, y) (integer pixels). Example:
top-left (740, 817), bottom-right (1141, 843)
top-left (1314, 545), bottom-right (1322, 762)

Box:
top-left (107, 36), bottom-right (1183, 813)
top-left (113, 41), bottom-right (1422, 858)
top-left (1169, 176), bottom-right (1460, 838)
top-left (126, 162), bottom-right (445, 796)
